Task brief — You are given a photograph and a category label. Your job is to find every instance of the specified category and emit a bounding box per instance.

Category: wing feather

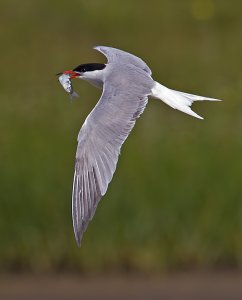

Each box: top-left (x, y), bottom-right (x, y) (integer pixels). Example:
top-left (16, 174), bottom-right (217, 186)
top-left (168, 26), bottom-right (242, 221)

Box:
top-left (94, 46), bottom-right (152, 76)
top-left (72, 65), bottom-right (153, 245)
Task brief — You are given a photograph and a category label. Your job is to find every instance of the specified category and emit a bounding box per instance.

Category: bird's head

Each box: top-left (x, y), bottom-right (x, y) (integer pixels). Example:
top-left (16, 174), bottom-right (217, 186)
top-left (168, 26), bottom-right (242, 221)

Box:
top-left (73, 63), bottom-right (106, 74)
top-left (58, 63), bottom-right (106, 78)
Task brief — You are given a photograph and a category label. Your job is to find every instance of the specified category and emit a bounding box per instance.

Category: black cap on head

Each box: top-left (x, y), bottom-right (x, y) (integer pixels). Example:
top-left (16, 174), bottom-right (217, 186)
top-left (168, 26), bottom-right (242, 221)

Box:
top-left (73, 63), bottom-right (106, 73)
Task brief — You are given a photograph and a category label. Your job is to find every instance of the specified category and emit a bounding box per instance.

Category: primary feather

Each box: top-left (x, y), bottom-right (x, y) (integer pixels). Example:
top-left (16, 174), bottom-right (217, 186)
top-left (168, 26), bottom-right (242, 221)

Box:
top-left (72, 60), bottom-right (153, 245)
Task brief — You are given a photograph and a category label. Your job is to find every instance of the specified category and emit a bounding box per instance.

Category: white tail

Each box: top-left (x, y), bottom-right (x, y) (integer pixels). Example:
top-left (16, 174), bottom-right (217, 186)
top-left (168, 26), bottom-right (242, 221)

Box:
top-left (151, 81), bottom-right (221, 119)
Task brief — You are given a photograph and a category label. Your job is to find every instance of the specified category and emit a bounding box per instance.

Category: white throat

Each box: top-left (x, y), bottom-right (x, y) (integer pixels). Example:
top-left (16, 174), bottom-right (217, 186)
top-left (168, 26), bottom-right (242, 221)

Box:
top-left (79, 69), bottom-right (105, 89)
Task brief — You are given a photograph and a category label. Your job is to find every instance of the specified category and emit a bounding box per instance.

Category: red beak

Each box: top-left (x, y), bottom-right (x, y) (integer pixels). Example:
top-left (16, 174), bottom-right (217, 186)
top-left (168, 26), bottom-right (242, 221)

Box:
top-left (63, 70), bottom-right (80, 78)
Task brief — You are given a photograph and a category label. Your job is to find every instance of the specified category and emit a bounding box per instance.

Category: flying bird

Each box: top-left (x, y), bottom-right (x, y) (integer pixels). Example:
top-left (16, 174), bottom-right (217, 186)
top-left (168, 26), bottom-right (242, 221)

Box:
top-left (57, 46), bottom-right (220, 246)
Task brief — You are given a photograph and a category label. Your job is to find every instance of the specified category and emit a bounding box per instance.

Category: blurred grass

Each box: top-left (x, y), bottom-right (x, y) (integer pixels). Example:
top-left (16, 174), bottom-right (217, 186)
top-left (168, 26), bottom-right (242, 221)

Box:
top-left (0, 0), bottom-right (242, 272)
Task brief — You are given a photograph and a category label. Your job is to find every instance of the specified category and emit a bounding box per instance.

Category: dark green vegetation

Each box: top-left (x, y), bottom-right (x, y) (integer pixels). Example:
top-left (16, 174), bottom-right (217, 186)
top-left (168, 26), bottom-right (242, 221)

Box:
top-left (1, 0), bottom-right (242, 272)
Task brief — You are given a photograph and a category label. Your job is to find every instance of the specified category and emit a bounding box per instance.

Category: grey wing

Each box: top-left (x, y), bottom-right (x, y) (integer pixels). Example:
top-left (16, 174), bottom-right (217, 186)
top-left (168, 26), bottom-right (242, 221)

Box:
top-left (94, 45), bottom-right (152, 76)
top-left (72, 68), bottom-right (152, 246)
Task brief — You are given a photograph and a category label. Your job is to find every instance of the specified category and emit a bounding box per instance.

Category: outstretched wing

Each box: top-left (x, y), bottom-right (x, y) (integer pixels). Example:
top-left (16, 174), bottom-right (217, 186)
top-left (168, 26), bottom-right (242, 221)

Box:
top-left (72, 65), bottom-right (152, 245)
top-left (94, 46), bottom-right (152, 76)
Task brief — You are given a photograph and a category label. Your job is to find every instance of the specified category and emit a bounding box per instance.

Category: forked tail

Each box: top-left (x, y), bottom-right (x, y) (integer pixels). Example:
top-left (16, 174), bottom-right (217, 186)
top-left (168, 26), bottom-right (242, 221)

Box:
top-left (151, 81), bottom-right (221, 119)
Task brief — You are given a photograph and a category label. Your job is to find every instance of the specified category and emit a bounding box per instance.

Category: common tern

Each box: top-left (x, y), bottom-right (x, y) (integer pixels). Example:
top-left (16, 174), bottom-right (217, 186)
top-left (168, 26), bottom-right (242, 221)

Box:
top-left (58, 46), bottom-right (220, 246)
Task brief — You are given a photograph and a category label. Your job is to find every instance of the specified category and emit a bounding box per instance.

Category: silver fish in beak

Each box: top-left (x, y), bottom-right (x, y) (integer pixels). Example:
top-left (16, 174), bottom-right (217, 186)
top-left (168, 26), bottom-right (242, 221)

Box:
top-left (57, 73), bottom-right (79, 98)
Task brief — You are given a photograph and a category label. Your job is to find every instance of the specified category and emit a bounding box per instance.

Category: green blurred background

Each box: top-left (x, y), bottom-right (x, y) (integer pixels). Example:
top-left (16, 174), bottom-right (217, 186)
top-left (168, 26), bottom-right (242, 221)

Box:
top-left (0, 0), bottom-right (241, 273)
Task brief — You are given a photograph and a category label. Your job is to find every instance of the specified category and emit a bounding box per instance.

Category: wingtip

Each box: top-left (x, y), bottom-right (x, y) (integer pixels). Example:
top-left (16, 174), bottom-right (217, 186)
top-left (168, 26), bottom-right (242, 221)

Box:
top-left (76, 238), bottom-right (81, 248)
top-left (73, 218), bottom-right (82, 247)
top-left (93, 45), bottom-right (111, 53)
top-left (93, 45), bottom-right (102, 51)
top-left (74, 231), bottom-right (82, 247)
